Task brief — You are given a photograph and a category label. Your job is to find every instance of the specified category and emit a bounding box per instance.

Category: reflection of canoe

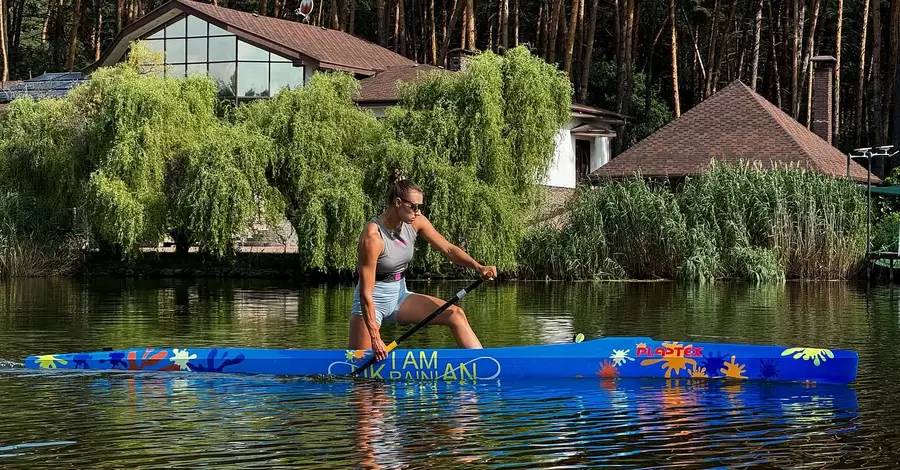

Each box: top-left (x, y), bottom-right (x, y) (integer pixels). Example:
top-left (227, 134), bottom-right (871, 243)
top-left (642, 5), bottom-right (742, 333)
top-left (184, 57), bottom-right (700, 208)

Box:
top-left (23, 337), bottom-right (858, 384)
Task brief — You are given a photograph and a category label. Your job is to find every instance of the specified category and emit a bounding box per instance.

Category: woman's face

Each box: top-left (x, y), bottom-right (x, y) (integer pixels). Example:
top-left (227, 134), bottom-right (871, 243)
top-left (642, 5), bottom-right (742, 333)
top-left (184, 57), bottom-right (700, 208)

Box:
top-left (395, 191), bottom-right (423, 223)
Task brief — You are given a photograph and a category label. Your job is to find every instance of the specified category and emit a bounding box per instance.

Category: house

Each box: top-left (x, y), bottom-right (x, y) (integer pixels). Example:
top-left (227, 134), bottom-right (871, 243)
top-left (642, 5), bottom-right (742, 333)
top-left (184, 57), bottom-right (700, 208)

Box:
top-left (0, 0), bottom-right (625, 193)
top-left (589, 56), bottom-right (874, 185)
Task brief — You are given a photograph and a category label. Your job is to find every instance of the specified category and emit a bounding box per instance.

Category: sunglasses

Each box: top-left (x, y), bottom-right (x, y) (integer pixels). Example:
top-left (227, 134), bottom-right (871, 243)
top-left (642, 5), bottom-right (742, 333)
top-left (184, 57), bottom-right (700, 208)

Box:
top-left (398, 196), bottom-right (423, 213)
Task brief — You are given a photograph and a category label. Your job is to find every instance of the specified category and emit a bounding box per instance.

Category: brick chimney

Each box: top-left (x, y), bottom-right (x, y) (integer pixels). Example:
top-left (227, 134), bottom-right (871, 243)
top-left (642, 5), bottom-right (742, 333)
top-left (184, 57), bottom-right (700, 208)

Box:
top-left (811, 55), bottom-right (836, 145)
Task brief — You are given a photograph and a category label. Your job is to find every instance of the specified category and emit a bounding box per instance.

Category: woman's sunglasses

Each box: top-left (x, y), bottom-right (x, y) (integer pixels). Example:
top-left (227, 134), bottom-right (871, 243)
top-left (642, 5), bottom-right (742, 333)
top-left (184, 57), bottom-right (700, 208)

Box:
top-left (398, 196), bottom-right (423, 213)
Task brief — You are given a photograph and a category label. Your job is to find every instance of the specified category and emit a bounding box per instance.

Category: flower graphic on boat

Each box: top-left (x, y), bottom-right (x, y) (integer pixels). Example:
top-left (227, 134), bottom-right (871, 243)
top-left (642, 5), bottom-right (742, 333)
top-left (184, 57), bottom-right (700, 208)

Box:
top-left (721, 356), bottom-right (746, 379)
top-left (640, 342), bottom-right (697, 378)
top-left (170, 348), bottom-right (197, 371)
top-left (595, 359), bottom-right (619, 378)
top-left (781, 347), bottom-right (834, 366)
top-left (345, 349), bottom-right (368, 362)
top-left (759, 359), bottom-right (779, 379)
top-left (35, 355), bottom-right (68, 369)
top-left (609, 349), bottom-right (634, 366)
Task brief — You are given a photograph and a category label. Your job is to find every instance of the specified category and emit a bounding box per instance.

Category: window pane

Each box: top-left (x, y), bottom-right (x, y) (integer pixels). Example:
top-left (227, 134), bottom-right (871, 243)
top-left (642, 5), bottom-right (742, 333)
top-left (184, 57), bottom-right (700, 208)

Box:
top-left (237, 62), bottom-right (269, 97)
top-left (165, 38), bottom-right (185, 64)
top-left (166, 64), bottom-right (186, 78)
top-left (238, 40), bottom-right (269, 61)
top-left (165, 18), bottom-right (186, 38)
top-left (270, 52), bottom-right (291, 62)
top-left (209, 62), bottom-right (236, 96)
top-left (208, 23), bottom-right (231, 36)
top-left (208, 36), bottom-right (236, 62)
top-left (186, 37), bottom-right (207, 63)
top-left (270, 63), bottom-right (303, 96)
top-left (187, 63), bottom-right (207, 76)
top-left (186, 16), bottom-right (207, 37)
top-left (143, 39), bottom-right (164, 54)
top-left (147, 28), bottom-right (164, 40)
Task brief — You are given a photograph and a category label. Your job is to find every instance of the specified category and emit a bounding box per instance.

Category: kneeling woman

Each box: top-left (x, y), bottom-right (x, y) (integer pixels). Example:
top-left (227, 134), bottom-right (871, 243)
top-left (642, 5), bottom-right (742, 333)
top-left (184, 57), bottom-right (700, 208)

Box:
top-left (349, 170), bottom-right (497, 361)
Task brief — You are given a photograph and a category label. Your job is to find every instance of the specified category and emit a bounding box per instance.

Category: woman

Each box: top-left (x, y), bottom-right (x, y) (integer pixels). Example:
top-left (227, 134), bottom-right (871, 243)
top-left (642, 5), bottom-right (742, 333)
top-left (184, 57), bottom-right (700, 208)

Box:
top-left (349, 170), bottom-right (497, 361)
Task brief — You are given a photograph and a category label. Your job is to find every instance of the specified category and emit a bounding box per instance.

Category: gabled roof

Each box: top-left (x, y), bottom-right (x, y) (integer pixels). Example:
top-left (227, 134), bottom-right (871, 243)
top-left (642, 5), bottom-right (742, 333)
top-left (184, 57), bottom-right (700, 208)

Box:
top-left (93, 0), bottom-right (414, 75)
top-left (355, 64), bottom-right (444, 104)
top-left (590, 80), bottom-right (873, 183)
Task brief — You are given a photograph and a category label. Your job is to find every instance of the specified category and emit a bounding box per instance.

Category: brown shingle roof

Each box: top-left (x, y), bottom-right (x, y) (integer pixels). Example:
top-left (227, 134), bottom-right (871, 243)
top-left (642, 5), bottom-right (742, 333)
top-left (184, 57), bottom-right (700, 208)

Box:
top-left (95, 0), bottom-right (414, 75)
top-left (355, 64), bottom-right (444, 103)
top-left (590, 80), bottom-right (873, 183)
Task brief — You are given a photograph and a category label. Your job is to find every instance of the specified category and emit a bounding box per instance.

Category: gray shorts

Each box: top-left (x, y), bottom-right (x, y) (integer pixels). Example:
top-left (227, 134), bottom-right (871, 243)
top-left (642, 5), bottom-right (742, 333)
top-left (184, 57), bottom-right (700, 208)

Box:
top-left (351, 278), bottom-right (413, 325)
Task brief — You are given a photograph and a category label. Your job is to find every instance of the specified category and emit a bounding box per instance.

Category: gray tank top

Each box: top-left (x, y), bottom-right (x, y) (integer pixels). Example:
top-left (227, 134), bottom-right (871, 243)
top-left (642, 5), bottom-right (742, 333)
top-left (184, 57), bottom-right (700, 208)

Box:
top-left (370, 217), bottom-right (417, 276)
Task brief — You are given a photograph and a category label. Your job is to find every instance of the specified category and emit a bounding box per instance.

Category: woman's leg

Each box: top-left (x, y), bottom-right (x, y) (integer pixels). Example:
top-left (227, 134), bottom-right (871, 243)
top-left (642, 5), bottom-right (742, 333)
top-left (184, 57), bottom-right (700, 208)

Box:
top-left (395, 293), bottom-right (483, 348)
top-left (348, 314), bottom-right (375, 350)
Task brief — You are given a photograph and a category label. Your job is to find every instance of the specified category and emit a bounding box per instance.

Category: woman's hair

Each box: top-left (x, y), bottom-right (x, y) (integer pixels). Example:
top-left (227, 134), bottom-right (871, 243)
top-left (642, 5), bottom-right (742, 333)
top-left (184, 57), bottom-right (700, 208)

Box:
top-left (387, 168), bottom-right (422, 206)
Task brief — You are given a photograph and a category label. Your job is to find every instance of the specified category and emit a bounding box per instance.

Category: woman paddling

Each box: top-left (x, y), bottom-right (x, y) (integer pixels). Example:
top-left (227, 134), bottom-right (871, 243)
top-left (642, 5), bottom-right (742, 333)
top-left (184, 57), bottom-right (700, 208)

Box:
top-left (349, 169), bottom-right (497, 361)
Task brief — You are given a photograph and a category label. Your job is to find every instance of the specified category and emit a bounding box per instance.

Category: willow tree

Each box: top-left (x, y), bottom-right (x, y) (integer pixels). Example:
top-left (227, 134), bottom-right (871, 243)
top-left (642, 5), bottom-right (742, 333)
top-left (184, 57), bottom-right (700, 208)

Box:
top-left (384, 46), bottom-right (571, 273)
top-left (237, 72), bottom-right (392, 272)
top-left (70, 42), bottom-right (278, 258)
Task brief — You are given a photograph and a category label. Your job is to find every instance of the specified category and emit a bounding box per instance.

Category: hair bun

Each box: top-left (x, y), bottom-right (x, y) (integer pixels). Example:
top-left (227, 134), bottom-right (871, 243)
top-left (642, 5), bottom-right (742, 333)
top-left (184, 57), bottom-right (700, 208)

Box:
top-left (389, 168), bottom-right (405, 185)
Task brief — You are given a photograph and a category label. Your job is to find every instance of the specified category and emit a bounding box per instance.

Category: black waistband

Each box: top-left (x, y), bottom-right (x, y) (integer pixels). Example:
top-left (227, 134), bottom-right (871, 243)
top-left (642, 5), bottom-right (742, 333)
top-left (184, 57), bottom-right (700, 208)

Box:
top-left (377, 272), bottom-right (404, 282)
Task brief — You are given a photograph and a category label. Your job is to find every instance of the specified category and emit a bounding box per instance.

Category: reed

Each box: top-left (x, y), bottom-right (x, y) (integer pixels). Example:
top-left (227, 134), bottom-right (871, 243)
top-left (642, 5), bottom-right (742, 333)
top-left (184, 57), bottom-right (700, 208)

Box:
top-left (519, 162), bottom-right (867, 282)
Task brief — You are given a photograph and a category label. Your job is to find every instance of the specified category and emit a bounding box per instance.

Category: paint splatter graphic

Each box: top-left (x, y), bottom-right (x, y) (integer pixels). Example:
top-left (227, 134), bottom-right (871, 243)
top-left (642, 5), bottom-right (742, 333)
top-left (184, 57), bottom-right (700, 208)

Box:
top-left (35, 355), bottom-right (68, 369)
top-left (170, 349), bottom-right (197, 371)
top-left (759, 359), bottom-right (779, 379)
top-left (640, 342), bottom-right (698, 378)
top-left (609, 349), bottom-right (634, 367)
top-left (188, 349), bottom-right (246, 372)
top-left (781, 347), bottom-right (834, 366)
top-left (721, 356), bottom-right (746, 379)
top-left (595, 359), bottom-right (619, 378)
top-left (700, 351), bottom-right (730, 378)
top-left (688, 365), bottom-right (708, 378)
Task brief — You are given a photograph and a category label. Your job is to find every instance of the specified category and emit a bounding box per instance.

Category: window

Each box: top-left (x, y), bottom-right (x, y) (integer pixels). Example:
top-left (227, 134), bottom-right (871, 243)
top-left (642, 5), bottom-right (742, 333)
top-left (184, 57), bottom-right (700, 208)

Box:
top-left (136, 14), bottom-right (304, 103)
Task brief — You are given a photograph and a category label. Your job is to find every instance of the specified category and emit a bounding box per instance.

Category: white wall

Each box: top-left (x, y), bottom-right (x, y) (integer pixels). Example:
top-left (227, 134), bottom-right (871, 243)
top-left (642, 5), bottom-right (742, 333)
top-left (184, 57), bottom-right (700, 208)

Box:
top-left (590, 136), bottom-right (611, 172)
top-left (544, 126), bottom-right (577, 188)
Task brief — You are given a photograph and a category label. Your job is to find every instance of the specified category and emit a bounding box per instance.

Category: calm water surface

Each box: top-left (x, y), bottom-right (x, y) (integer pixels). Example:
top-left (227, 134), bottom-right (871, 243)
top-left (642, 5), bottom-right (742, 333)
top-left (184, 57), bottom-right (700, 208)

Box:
top-left (0, 278), bottom-right (897, 468)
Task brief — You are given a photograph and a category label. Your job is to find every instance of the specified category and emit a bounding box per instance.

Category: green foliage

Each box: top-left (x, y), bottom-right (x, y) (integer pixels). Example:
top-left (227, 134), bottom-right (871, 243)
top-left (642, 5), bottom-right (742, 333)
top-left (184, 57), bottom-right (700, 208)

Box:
top-left (520, 162), bottom-right (867, 282)
top-left (588, 60), bottom-right (673, 148)
top-left (385, 46), bottom-right (572, 273)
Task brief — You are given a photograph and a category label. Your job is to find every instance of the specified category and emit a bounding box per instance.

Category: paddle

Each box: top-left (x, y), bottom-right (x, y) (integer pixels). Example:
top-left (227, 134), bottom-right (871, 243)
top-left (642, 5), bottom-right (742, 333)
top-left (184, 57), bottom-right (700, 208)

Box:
top-left (350, 278), bottom-right (485, 377)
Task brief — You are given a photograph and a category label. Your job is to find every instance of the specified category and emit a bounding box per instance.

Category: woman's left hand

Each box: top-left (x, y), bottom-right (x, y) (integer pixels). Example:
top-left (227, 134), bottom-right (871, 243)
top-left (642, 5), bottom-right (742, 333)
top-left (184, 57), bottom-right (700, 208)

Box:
top-left (477, 265), bottom-right (497, 280)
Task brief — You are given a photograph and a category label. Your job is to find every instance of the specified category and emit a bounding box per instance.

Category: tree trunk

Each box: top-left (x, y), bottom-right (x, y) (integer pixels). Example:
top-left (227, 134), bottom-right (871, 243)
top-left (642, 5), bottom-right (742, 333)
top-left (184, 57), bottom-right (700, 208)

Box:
top-left (349, 0), bottom-right (356, 32)
top-left (546, 0), bottom-right (560, 63)
top-left (768, 0), bottom-right (782, 109)
top-left (12, 0), bottom-right (23, 52)
top-left (466, 0), bottom-right (475, 49)
top-left (616, 0), bottom-right (635, 155)
top-left (94, 0), bottom-right (102, 61)
top-left (857, 0), bottom-right (870, 145)
top-left (705, 0), bottom-right (720, 99)
top-left (893, 53), bottom-right (900, 151)
top-left (576, 0), bottom-right (598, 102)
top-left (834, 0), bottom-right (844, 142)
top-left (872, 0), bottom-right (883, 145)
top-left (791, 0), bottom-right (800, 118)
top-left (799, 0), bottom-right (821, 124)
top-left (376, 0), bottom-right (386, 45)
top-left (0, 0), bottom-right (7, 81)
top-left (563, 0), bottom-right (581, 74)
top-left (330, 0), bottom-right (339, 28)
top-left (42, 0), bottom-right (56, 49)
top-left (750, 0), bottom-right (763, 91)
top-left (711, 0), bottom-right (737, 95)
top-left (399, 0), bottom-right (406, 56)
top-left (438, 0), bottom-right (463, 63)
top-left (888, 0), bottom-right (899, 140)
top-left (67, 0), bottom-right (83, 72)
top-left (500, 0), bottom-right (508, 50)
top-left (670, 0), bottom-right (679, 116)
top-left (429, 0), bottom-right (436, 62)
top-left (513, 0), bottom-right (518, 46)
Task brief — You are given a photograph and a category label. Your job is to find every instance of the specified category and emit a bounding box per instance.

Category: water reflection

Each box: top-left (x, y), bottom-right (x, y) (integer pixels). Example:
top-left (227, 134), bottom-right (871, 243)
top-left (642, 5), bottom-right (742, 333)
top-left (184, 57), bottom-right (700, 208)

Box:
top-left (0, 278), bottom-right (897, 467)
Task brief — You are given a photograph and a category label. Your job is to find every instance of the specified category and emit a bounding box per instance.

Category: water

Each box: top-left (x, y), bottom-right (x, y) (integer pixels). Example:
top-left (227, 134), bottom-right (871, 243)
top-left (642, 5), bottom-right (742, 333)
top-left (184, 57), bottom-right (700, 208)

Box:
top-left (0, 278), bottom-right (897, 467)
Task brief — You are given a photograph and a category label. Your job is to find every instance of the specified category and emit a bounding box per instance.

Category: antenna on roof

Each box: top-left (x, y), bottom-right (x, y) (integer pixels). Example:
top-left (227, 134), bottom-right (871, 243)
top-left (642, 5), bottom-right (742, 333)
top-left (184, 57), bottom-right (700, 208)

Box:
top-left (294, 0), bottom-right (314, 23)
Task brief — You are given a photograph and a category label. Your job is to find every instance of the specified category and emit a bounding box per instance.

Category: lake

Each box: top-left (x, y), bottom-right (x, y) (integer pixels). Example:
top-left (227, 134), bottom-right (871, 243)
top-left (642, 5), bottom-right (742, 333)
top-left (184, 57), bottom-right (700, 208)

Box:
top-left (0, 277), bottom-right (896, 468)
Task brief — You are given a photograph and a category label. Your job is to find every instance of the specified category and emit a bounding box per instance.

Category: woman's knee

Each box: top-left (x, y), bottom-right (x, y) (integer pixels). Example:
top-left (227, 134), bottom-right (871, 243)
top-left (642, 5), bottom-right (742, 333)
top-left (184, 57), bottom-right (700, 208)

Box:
top-left (446, 305), bottom-right (469, 326)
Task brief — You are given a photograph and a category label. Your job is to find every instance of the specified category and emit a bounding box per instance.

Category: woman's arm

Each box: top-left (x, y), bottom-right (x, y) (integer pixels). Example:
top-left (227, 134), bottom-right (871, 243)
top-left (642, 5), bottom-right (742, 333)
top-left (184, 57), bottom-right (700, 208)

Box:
top-left (413, 216), bottom-right (497, 279)
top-left (357, 223), bottom-right (388, 360)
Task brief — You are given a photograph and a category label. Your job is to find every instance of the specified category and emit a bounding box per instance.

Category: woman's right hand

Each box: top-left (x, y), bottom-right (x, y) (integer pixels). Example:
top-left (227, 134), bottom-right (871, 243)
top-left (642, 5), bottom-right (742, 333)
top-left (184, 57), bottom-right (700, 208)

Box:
top-left (371, 334), bottom-right (388, 362)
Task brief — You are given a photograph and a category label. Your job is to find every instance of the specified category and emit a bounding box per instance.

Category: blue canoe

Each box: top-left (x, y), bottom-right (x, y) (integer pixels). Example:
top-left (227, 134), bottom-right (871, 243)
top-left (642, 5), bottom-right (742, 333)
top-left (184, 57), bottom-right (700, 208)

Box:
top-left (23, 337), bottom-right (858, 384)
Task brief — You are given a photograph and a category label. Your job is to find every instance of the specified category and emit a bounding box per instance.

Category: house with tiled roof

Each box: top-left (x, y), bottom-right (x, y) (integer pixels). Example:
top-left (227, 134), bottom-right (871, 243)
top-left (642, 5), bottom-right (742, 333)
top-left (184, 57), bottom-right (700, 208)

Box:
top-left (590, 56), bottom-right (874, 184)
top-left (0, 0), bottom-right (624, 192)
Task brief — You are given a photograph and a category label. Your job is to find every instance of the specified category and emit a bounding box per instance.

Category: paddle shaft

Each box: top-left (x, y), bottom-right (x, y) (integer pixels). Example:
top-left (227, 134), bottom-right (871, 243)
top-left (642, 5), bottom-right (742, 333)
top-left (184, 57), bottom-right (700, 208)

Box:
top-left (350, 278), bottom-right (484, 376)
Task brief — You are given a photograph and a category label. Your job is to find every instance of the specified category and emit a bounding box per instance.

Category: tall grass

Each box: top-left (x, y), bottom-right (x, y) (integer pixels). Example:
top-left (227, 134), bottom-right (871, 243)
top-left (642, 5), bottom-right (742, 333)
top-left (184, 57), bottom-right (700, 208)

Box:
top-left (0, 191), bottom-right (83, 277)
top-left (519, 162), bottom-right (867, 282)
